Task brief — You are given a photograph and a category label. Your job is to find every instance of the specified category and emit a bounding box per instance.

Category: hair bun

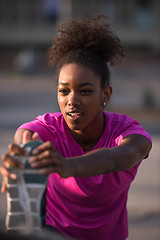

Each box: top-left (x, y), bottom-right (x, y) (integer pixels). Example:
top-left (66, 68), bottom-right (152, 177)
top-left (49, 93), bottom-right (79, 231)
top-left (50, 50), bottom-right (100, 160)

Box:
top-left (49, 14), bottom-right (125, 68)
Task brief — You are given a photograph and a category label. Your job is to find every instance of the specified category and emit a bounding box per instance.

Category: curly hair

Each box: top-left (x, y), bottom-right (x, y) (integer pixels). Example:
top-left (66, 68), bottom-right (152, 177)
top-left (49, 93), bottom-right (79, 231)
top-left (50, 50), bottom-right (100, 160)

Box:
top-left (48, 14), bottom-right (125, 87)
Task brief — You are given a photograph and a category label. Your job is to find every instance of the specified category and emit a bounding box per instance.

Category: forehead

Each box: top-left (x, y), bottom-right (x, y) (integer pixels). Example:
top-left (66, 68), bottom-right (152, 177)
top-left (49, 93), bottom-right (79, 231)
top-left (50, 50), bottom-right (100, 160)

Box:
top-left (58, 63), bottom-right (101, 85)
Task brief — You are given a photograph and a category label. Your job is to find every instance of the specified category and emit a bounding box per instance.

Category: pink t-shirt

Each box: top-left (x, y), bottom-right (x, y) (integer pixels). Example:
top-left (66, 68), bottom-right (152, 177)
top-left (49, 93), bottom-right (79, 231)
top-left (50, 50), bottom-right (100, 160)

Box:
top-left (18, 112), bottom-right (152, 240)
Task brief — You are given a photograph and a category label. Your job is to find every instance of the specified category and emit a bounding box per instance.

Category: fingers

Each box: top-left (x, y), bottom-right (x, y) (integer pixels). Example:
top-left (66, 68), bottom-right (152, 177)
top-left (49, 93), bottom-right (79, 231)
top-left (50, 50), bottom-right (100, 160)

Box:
top-left (32, 141), bottom-right (54, 155)
top-left (1, 144), bottom-right (27, 173)
top-left (30, 153), bottom-right (61, 168)
top-left (2, 153), bottom-right (24, 169)
top-left (30, 148), bottom-right (61, 167)
top-left (0, 166), bottom-right (17, 178)
top-left (1, 131), bottom-right (42, 193)
top-left (29, 141), bottom-right (63, 170)
top-left (1, 177), bottom-right (7, 193)
top-left (0, 167), bottom-right (17, 193)
top-left (8, 143), bottom-right (29, 157)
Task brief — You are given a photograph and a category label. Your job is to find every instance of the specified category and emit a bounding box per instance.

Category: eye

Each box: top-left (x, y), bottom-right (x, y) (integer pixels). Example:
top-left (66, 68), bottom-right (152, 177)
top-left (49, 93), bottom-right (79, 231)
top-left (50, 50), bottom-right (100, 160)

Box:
top-left (80, 89), bottom-right (93, 95)
top-left (58, 88), bottom-right (70, 95)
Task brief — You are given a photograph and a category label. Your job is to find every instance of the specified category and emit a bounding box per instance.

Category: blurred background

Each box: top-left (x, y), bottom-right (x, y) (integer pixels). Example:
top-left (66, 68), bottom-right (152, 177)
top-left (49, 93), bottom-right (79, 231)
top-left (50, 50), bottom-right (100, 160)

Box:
top-left (0, 0), bottom-right (160, 239)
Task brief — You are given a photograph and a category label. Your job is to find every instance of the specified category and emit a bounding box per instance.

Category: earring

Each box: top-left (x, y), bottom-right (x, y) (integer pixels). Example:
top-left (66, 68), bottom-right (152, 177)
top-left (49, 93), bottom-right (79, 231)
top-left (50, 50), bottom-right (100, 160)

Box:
top-left (103, 102), bottom-right (106, 107)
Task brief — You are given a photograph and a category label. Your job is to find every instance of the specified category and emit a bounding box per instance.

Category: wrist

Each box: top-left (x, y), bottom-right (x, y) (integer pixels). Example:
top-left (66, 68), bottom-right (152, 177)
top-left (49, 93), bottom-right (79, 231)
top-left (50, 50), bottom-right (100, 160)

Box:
top-left (61, 158), bottom-right (78, 178)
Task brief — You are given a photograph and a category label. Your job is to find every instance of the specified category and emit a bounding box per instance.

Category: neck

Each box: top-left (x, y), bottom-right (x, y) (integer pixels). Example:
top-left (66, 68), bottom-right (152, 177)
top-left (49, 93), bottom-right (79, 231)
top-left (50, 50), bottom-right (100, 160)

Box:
top-left (70, 113), bottom-right (105, 152)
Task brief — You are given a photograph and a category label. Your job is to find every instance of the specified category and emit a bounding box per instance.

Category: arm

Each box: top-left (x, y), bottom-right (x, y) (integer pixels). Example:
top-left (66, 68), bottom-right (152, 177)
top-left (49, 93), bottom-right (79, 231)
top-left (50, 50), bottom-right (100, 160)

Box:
top-left (71, 134), bottom-right (152, 177)
top-left (29, 134), bottom-right (151, 178)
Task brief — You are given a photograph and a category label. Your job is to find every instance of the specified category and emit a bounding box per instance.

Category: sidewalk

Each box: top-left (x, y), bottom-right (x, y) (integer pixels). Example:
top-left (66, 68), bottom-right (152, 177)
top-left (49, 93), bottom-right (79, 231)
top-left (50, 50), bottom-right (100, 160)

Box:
top-left (127, 136), bottom-right (160, 240)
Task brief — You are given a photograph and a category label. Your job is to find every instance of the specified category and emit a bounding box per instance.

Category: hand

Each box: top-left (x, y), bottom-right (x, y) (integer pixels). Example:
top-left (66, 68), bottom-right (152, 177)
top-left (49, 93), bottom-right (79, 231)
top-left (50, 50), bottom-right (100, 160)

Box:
top-left (0, 129), bottom-right (42, 192)
top-left (0, 143), bottom-right (29, 192)
top-left (29, 141), bottom-right (74, 178)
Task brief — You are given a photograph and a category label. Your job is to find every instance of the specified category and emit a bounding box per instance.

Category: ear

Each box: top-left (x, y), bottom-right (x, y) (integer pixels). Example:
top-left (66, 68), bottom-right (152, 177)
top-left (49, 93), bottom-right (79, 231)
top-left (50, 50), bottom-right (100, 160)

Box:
top-left (102, 86), bottom-right (112, 106)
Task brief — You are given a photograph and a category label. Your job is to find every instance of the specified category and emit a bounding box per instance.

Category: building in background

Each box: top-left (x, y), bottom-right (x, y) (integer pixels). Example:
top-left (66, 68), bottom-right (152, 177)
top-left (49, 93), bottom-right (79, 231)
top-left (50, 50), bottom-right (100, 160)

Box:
top-left (0, 0), bottom-right (159, 69)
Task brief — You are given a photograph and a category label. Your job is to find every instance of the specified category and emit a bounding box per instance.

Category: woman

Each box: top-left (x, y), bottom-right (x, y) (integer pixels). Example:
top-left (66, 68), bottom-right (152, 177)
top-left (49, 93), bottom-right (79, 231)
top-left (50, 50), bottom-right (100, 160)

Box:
top-left (1, 15), bottom-right (152, 240)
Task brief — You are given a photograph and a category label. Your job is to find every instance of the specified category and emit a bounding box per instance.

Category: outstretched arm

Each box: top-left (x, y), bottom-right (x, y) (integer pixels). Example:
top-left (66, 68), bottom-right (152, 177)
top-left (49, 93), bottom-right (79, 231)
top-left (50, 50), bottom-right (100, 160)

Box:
top-left (29, 134), bottom-right (151, 178)
top-left (71, 134), bottom-right (151, 177)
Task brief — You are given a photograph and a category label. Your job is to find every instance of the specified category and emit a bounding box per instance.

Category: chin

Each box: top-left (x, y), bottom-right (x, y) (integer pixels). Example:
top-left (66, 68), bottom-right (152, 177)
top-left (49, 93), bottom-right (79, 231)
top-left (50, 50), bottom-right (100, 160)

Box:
top-left (68, 124), bottom-right (82, 131)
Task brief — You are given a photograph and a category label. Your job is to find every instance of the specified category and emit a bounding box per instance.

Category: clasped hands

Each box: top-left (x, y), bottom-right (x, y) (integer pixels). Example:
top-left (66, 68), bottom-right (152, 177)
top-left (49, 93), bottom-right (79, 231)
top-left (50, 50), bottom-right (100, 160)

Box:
top-left (0, 130), bottom-right (73, 192)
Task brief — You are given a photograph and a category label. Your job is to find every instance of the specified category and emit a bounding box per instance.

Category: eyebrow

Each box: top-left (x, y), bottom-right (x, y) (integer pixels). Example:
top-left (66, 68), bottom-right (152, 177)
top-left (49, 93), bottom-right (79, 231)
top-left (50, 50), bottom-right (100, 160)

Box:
top-left (58, 82), bottom-right (94, 87)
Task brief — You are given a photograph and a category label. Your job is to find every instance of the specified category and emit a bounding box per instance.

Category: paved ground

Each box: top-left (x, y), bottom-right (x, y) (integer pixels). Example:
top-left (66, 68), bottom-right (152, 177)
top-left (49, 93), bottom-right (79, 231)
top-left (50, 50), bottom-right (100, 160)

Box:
top-left (127, 136), bottom-right (160, 239)
top-left (0, 55), bottom-right (160, 239)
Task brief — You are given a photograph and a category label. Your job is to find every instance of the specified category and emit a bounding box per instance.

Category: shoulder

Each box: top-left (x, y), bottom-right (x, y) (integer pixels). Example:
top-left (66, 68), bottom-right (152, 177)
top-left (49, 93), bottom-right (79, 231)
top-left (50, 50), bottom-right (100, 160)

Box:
top-left (103, 111), bottom-right (152, 145)
top-left (18, 112), bottom-right (64, 138)
top-left (103, 111), bottom-right (136, 126)
top-left (36, 112), bottom-right (63, 126)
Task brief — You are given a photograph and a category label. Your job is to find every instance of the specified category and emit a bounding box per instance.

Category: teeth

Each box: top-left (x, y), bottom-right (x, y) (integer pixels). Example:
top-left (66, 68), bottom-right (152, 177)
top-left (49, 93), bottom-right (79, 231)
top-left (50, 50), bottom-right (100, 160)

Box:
top-left (68, 113), bottom-right (82, 116)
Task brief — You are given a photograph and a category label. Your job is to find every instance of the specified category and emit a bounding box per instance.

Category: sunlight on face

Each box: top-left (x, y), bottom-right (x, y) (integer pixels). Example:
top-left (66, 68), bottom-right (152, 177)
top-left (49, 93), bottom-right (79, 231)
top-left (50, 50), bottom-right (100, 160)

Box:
top-left (57, 63), bottom-right (106, 133)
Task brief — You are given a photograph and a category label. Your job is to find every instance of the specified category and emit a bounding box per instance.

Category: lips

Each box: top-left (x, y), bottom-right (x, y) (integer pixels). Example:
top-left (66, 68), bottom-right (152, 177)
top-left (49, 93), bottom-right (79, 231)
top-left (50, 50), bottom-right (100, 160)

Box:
top-left (66, 111), bottom-right (84, 120)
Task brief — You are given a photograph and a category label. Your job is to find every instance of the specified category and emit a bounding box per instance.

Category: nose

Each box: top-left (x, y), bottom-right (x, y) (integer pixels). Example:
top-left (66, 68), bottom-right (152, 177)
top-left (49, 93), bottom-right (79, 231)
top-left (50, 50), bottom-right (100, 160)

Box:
top-left (67, 91), bottom-right (80, 106)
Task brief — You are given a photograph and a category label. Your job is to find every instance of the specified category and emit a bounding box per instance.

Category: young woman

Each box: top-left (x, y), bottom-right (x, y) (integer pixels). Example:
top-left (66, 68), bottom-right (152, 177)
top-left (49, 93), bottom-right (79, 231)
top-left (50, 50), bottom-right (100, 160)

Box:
top-left (1, 15), bottom-right (152, 240)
